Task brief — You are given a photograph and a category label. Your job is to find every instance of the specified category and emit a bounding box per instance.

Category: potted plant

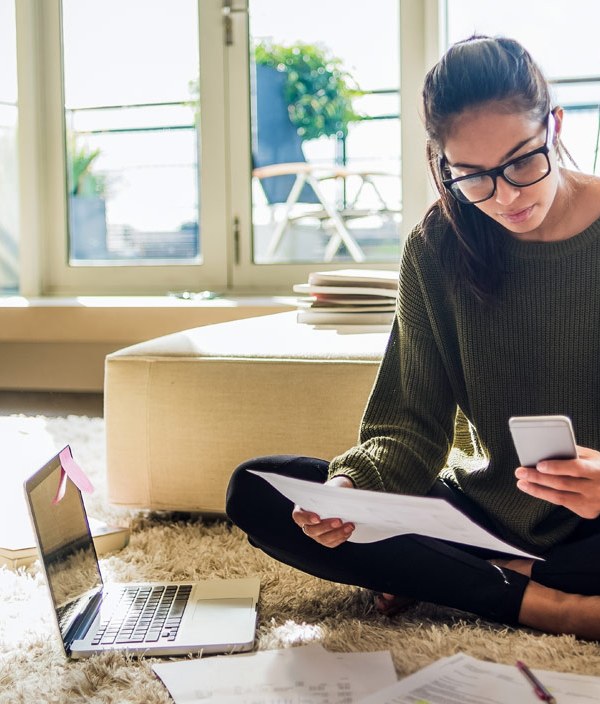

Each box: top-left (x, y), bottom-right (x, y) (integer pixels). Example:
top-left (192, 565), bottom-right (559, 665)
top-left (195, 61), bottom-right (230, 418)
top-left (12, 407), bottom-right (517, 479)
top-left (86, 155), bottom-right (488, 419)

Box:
top-left (189, 42), bottom-right (360, 142)
top-left (254, 41), bottom-right (361, 141)
top-left (67, 139), bottom-right (109, 259)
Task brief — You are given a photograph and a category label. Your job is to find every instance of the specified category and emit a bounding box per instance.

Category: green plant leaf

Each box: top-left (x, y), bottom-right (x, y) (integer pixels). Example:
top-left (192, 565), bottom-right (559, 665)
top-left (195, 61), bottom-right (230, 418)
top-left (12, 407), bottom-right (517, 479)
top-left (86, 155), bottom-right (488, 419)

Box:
top-left (67, 138), bottom-right (106, 197)
top-left (255, 41), bottom-right (361, 141)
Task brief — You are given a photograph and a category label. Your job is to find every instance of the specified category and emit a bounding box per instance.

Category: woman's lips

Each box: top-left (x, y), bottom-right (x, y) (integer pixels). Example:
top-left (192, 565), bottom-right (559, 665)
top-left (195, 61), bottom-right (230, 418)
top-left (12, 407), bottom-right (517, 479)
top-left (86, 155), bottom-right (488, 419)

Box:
top-left (501, 206), bottom-right (534, 225)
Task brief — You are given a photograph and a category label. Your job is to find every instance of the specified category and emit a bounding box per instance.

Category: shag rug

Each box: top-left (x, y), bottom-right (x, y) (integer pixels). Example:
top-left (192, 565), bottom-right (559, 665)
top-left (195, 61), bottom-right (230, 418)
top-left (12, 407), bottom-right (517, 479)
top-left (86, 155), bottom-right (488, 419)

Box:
top-left (1, 413), bottom-right (600, 704)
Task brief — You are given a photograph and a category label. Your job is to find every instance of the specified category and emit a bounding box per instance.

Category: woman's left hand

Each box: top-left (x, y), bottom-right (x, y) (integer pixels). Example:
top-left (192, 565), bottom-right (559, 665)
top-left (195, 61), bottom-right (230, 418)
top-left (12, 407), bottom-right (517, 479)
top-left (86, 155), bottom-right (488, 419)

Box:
top-left (515, 445), bottom-right (600, 519)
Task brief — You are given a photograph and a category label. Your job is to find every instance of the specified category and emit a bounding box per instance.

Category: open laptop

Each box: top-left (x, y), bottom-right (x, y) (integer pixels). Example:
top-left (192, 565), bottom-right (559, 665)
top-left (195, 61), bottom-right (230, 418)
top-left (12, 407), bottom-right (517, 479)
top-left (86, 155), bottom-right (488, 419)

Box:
top-left (24, 447), bottom-right (260, 659)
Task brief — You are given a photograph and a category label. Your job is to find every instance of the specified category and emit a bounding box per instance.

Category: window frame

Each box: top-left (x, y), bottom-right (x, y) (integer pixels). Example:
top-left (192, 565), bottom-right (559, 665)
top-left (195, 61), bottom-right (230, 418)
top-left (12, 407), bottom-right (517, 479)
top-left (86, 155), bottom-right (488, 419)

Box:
top-left (12, 0), bottom-right (440, 297)
top-left (16, 0), bottom-right (230, 296)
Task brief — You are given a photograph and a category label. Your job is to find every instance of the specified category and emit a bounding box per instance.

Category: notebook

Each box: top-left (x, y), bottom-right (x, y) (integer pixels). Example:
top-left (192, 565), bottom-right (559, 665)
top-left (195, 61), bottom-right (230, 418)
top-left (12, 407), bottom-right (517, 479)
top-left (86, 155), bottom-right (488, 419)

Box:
top-left (24, 448), bottom-right (260, 659)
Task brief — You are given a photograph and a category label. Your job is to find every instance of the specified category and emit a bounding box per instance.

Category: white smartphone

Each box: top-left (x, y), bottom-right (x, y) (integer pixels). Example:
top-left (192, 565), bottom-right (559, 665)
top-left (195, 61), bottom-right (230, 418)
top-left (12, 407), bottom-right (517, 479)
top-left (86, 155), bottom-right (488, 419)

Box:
top-left (509, 415), bottom-right (577, 468)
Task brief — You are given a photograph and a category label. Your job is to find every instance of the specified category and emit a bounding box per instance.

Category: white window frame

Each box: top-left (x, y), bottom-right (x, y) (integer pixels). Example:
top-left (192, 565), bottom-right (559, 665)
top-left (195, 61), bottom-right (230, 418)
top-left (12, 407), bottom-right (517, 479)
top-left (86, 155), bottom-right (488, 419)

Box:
top-left (12, 0), bottom-right (441, 297)
top-left (16, 0), bottom-right (229, 296)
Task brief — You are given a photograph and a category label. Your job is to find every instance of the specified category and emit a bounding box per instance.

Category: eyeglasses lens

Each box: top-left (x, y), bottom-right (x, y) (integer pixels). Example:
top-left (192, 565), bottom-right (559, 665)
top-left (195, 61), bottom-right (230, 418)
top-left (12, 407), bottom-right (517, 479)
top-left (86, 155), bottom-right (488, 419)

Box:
top-left (452, 152), bottom-right (551, 204)
top-left (504, 152), bottom-right (550, 186)
top-left (451, 175), bottom-right (495, 203)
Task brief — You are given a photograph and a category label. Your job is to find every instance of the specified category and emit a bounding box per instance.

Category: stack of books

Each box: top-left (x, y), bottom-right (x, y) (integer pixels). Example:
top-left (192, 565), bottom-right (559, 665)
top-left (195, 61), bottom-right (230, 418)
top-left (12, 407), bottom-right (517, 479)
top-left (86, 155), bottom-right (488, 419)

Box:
top-left (293, 269), bottom-right (398, 330)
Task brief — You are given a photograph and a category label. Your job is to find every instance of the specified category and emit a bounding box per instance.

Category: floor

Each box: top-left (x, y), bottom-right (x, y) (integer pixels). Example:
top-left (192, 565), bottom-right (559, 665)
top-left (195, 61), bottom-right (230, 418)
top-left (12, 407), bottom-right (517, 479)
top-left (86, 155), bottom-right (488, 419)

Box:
top-left (0, 391), bottom-right (104, 418)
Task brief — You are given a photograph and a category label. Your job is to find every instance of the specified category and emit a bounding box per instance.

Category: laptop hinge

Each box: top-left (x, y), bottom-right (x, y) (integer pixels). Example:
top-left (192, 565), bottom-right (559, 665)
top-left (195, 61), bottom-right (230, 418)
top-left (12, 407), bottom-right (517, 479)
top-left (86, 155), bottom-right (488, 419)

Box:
top-left (64, 589), bottom-right (103, 651)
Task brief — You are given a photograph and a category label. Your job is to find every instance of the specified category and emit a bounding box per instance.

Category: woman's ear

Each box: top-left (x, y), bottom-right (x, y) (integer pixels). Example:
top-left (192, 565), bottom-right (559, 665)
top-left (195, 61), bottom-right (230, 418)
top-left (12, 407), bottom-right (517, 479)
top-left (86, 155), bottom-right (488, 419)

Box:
top-left (552, 106), bottom-right (564, 143)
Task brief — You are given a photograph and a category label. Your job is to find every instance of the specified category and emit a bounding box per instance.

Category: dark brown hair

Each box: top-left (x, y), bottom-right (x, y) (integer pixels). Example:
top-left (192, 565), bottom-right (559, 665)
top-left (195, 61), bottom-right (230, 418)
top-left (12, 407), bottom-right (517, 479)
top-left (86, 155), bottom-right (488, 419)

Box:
top-left (422, 35), bottom-right (567, 303)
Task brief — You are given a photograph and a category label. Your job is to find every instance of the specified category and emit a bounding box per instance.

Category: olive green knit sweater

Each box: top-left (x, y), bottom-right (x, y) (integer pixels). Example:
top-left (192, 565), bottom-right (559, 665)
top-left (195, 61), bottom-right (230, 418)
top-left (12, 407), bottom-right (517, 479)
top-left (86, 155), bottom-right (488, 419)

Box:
top-left (328, 211), bottom-right (600, 553)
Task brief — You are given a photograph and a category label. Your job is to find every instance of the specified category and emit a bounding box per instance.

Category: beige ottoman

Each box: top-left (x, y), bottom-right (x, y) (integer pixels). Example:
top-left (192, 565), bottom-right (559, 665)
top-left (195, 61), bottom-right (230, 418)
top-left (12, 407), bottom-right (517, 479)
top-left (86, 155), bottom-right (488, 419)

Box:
top-left (104, 312), bottom-right (389, 514)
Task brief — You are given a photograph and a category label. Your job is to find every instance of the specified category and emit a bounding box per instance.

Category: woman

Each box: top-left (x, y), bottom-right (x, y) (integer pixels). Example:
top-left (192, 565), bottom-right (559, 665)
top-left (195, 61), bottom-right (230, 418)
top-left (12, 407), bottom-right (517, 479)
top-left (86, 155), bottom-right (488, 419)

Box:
top-left (226, 35), bottom-right (600, 639)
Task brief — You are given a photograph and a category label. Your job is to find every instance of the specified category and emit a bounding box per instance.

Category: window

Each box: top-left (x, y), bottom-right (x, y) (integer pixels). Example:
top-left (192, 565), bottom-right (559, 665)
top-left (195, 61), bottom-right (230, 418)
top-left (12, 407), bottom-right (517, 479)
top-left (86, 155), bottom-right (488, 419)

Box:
top-left (30, 0), bottom-right (228, 295)
top-left (247, 0), bottom-right (401, 267)
top-left (9, 0), bottom-right (436, 297)
top-left (0, 0), bottom-right (18, 294)
top-left (62, 0), bottom-right (201, 266)
top-left (444, 0), bottom-right (600, 175)
top-left (229, 0), bottom-right (434, 290)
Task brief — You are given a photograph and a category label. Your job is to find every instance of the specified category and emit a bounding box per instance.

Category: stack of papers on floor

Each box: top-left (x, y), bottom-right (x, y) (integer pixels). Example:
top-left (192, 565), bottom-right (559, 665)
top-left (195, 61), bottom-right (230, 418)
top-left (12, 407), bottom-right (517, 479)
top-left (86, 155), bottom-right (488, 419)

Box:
top-left (293, 269), bottom-right (398, 330)
top-left (356, 651), bottom-right (600, 703)
top-left (152, 644), bottom-right (600, 703)
top-left (152, 643), bottom-right (397, 703)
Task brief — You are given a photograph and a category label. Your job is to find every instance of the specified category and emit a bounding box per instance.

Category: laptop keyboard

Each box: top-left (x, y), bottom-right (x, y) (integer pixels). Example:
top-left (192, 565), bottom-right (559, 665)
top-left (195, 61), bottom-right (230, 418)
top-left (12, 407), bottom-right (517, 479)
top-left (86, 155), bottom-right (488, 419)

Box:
top-left (92, 584), bottom-right (192, 646)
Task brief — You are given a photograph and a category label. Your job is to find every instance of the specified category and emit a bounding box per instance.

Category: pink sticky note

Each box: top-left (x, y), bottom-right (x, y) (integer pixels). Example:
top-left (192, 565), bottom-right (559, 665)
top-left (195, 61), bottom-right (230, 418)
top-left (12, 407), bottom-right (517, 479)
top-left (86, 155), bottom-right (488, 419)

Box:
top-left (53, 446), bottom-right (95, 504)
top-left (52, 469), bottom-right (68, 505)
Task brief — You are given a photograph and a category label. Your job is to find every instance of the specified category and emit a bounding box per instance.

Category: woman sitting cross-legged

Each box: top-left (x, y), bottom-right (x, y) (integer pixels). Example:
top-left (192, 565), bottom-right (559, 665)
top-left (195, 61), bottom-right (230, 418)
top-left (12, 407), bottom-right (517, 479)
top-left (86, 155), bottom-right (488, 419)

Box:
top-left (226, 35), bottom-right (600, 640)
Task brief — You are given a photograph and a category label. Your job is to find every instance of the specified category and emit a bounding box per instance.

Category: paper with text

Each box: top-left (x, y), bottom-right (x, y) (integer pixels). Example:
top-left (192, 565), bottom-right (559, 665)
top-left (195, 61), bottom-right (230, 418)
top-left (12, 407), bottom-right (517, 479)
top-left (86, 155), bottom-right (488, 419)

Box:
top-left (356, 652), bottom-right (600, 704)
top-left (152, 643), bottom-right (397, 704)
top-left (250, 471), bottom-right (541, 560)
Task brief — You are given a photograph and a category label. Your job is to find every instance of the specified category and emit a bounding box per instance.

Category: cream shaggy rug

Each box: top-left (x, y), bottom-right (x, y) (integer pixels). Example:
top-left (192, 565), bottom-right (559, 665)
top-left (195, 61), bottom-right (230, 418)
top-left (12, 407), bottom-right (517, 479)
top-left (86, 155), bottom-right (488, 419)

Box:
top-left (1, 413), bottom-right (600, 704)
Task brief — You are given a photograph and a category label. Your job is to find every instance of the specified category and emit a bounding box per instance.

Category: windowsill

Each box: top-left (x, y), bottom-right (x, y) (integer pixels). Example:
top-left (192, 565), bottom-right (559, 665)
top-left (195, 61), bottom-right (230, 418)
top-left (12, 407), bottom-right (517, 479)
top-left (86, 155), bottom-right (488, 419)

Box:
top-left (0, 294), bottom-right (297, 344)
top-left (0, 294), bottom-right (297, 308)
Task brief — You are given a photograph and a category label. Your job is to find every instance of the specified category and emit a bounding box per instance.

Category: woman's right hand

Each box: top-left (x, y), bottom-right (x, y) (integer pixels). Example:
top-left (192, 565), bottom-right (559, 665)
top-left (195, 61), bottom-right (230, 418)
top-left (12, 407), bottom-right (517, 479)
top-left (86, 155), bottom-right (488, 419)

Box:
top-left (292, 475), bottom-right (355, 548)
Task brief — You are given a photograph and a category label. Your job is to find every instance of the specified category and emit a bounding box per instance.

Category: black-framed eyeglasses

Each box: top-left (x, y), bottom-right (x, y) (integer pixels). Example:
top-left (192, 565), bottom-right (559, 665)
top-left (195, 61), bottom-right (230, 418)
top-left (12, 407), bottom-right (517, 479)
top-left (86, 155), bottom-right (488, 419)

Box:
top-left (441, 113), bottom-right (555, 205)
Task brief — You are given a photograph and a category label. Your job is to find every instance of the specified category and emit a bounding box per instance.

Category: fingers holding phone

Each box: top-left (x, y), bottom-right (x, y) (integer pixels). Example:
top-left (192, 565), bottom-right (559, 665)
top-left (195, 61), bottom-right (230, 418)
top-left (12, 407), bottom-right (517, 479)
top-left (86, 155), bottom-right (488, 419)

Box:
top-left (510, 415), bottom-right (600, 518)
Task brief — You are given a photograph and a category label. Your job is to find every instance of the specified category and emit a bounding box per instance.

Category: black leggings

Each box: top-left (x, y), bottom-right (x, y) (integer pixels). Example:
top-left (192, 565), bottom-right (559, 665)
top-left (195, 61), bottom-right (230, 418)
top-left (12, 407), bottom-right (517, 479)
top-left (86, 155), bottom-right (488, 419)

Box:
top-left (226, 455), bottom-right (600, 626)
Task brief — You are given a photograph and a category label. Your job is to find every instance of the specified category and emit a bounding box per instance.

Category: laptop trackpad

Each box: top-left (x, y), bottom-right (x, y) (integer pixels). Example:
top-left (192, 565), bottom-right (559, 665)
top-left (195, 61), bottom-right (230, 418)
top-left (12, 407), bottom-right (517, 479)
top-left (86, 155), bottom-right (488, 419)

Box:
top-left (183, 598), bottom-right (256, 644)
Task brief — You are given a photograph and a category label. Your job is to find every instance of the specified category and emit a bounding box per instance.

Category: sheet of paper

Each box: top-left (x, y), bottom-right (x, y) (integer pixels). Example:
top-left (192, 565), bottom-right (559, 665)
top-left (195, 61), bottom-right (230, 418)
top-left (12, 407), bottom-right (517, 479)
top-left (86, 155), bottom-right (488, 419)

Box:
top-left (356, 652), bottom-right (600, 704)
top-left (250, 471), bottom-right (541, 560)
top-left (152, 643), bottom-right (397, 704)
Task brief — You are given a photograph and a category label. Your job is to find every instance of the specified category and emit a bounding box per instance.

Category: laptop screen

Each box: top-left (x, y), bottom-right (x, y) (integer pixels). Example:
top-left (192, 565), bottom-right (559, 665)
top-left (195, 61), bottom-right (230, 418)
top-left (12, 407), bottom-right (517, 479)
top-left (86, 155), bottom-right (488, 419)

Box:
top-left (26, 453), bottom-right (102, 639)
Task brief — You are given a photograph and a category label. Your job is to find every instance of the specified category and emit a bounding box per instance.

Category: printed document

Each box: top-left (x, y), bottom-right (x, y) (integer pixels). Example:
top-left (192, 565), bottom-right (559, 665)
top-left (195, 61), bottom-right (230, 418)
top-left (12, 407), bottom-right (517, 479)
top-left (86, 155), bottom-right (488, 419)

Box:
top-left (355, 652), bottom-right (600, 704)
top-left (152, 643), bottom-right (397, 703)
top-left (250, 471), bottom-right (541, 560)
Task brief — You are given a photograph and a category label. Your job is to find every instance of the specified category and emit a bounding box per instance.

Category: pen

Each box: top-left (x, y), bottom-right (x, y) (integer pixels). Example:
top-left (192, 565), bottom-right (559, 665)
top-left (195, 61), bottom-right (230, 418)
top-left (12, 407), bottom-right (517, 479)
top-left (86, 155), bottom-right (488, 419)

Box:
top-left (516, 660), bottom-right (557, 703)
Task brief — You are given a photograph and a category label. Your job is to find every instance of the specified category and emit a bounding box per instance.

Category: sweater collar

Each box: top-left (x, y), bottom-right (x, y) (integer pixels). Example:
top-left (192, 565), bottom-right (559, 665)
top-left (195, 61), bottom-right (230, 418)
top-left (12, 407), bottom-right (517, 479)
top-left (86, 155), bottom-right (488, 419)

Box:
top-left (501, 215), bottom-right (600, 260)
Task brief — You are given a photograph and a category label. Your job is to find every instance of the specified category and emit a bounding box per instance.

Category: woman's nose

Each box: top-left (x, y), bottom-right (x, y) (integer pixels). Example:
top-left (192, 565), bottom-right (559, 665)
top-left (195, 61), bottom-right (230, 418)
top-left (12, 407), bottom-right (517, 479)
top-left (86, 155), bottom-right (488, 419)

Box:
top-left (494, 176), bottom-right (521, 205)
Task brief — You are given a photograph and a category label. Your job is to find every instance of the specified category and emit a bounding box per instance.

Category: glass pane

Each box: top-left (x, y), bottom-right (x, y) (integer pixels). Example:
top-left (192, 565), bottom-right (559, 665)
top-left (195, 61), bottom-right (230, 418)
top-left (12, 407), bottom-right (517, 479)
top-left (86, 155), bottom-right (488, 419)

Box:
top-left (249, 0), bottom-right (401, 265)
top-left (62, 0), bottom-right (200, 264)
top-left (445, 0), bottom-right (600, 176)
top-left (0, 0), bottom-right (19, 294)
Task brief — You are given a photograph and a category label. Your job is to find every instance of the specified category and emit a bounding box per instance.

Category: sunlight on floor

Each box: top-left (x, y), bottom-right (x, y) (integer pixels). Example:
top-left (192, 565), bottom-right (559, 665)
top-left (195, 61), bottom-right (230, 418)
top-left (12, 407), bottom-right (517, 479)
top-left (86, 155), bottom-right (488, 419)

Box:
top-left (268, 619), bottom-right (324, 646)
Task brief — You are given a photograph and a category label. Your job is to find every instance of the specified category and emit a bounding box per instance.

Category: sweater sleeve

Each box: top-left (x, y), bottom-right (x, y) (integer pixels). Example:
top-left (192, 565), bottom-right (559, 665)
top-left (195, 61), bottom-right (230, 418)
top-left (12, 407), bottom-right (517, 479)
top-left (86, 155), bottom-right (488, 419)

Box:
top-left (328, 229), bottom-right (457, 495)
